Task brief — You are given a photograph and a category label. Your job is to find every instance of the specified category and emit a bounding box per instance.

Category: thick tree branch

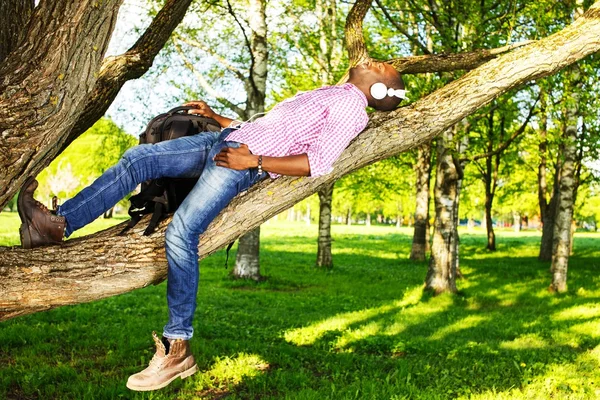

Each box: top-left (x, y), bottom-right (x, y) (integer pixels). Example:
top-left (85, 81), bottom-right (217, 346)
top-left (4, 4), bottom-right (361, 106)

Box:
top-left (0, 0), bottom-right (193, 210)
top-left (64, 0), bottom-right (194, 147)
top-left (0, 0), bottom-right (34, 64)
top-left (345, 0), bottom-right (372, 66)
top-left (387, 41), bottom-right (533, 74)
top-left (2, 0), bottom-right (600, 321)
top-left (0, 0), bottom-right (124, 208)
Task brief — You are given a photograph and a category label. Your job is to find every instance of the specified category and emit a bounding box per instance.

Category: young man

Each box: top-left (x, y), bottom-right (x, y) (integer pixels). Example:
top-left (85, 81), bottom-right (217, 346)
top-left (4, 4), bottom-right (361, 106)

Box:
top-left (17, 61), bottom-right (405, 391)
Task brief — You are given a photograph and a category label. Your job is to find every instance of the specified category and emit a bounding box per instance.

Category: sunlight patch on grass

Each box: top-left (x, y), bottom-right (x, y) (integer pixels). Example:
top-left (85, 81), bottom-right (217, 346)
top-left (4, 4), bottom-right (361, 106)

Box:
top-left (499, 334), bottom-right (548, 350)
top-left (191, 353), bottom-right (269, 393)
top-left (429, 315), bottom-right (489, 341)
top-left (553, 304), bottom-right (600, 321)
top-left (468, 349), bottom-right (600, 399)
top-left (334, 321), bottom-right (383, 351)
top-left (284, 285), bottom-right (424, 346)
top-left (568, 320), bottom-right (600, 339)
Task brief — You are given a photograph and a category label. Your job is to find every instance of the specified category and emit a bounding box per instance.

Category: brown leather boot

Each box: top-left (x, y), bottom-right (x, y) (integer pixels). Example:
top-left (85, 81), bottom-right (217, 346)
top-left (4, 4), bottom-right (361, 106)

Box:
top-left (126, 332), bottom-right (198, 391)
top-left (17, 177), bottom-right (66, 249)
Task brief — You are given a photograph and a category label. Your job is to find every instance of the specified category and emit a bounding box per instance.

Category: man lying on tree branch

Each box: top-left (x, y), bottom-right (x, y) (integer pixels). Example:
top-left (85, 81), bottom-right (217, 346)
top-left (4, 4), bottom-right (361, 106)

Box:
top-left (16, 61), bottom-right (405, 391)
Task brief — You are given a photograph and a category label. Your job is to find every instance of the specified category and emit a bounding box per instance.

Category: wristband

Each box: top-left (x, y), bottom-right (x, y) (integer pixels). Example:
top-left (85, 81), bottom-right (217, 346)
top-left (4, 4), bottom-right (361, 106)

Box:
top-left (257, 155), bottom-right (263, 175)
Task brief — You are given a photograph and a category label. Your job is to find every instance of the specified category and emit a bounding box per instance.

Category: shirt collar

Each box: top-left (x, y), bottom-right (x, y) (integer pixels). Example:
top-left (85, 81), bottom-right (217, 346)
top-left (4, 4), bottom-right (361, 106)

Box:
top-left (342, 83), bottom-right (368, 107)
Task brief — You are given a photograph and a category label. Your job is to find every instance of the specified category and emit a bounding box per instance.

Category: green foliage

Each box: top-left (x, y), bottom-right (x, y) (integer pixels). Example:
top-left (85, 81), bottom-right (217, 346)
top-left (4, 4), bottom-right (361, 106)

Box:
top-left (36, 118), bottom-right (136, 210)
top-left (1, 215), bottom-right (599, 399)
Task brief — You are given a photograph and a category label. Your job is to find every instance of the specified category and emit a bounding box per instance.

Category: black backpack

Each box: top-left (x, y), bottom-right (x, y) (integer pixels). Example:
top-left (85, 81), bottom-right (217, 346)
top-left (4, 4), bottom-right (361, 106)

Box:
top-left (119, 106), bottom-right (221, 236)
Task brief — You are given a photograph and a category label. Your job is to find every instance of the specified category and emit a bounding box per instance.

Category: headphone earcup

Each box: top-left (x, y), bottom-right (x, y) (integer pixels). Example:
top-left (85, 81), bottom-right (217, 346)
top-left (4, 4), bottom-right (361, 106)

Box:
top-left (370, 82), bottom-right (387, 100)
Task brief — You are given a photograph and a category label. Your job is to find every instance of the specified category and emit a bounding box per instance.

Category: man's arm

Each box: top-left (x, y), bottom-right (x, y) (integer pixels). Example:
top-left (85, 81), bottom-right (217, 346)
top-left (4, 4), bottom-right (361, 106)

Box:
top-left (213, 145), bottom-right (310, 177)
top-left (183, 100), bottom-right (239, 128)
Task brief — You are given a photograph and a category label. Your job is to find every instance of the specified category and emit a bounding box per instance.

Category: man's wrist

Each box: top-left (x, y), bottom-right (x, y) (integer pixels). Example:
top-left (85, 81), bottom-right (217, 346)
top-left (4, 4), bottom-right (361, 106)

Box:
top-left (249, 154), bottom-right (260, 169)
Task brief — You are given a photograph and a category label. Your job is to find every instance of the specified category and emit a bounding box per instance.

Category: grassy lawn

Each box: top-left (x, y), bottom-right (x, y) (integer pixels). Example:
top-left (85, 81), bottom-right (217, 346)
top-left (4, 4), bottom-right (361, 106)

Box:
top-left (1, 211), bottom-right (599, 399)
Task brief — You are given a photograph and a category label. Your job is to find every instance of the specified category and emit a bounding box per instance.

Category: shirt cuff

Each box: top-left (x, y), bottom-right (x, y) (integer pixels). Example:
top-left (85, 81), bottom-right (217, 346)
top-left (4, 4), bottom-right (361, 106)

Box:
top-left (306, 149), bottom-right (332, 177)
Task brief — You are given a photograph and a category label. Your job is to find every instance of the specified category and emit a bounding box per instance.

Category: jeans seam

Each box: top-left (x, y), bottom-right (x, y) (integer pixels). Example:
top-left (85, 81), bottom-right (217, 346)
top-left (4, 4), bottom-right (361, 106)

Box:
top-left (61, 146), bottom-right (211, 217)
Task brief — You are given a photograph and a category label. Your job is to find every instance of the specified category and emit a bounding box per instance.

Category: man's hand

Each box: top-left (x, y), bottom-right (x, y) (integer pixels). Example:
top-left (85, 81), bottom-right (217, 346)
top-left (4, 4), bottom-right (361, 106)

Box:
top-left (183, 100), bottom-right (216, 119)
top-left (184, 100), bottom-right (237, 128)
top-left (214, 144), bottom-right (258, 170)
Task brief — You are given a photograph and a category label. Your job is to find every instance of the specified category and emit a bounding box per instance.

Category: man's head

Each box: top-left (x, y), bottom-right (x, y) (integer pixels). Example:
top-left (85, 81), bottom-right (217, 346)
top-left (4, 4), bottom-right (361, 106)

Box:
top-left (348, 61), bottom-right (405, 111)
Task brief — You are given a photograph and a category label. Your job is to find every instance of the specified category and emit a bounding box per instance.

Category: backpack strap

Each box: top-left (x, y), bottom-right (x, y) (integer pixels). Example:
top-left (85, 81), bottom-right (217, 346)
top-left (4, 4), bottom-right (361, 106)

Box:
top-left (143, 202), bottom-right (165, 236)
top-left (224, 241), bottom-right (236, 268)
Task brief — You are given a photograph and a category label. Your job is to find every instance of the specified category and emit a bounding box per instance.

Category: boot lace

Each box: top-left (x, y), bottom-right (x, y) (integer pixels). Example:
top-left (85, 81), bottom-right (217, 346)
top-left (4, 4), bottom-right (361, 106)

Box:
top-left (35, 200), bottom-right (49, 213)
top-left (148, 352), bottom-right (167, 372)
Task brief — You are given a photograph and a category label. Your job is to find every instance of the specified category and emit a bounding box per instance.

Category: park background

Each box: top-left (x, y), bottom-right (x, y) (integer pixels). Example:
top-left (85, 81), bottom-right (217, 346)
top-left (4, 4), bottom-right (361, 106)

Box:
top-left (1, 0), bottom-right (600, 399)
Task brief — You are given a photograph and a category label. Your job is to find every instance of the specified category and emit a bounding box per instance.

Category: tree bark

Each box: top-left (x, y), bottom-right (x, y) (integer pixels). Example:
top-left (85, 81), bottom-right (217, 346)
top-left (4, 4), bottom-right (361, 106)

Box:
top-left (232, 228), bottom-right (262, 281)
top-left (0, 0), bottom-right (34, 64)
top-left (410, 143), bottom-right (432, 261)
top-left (315, 0), bottom-right (338, 269)
top-left (426, 129), bottom-right (461, 293)
top-left (232, 0), bottom-right (268, 280)
top-left (316, 182), bottom-right (334, 268)
top-left (484, 108), bottom-right (498, 250)
top-left (0, 0), bottom-right (194, 208)
top-left (2, 2), bottom-right (600, 320)
top-left (0, 0), bottom-right (124, 206)
top-left (550, 68), bottom-right (581, 292)
top-left (537, 89), bottom-right (560, 261)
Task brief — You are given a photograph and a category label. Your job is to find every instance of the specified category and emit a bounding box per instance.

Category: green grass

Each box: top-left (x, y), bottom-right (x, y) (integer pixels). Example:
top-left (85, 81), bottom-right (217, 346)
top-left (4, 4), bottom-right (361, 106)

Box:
top-left (1, 211), bottom-right (599, 399)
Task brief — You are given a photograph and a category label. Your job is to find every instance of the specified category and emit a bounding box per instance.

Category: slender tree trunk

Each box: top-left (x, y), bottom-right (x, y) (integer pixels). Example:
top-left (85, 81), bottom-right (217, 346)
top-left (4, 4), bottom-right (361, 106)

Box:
top-left (540, 153), bottom-right (561, 260)
top-left (410, 143), bottom-right (432, 261)
top-left (316, 182), bottom-right (334, 268)
top-left (484, 108), bottom-right (498, 250)
top-left (346, 207), bottom-right (352, 225)
top-left (232, 229), bottom-right (262, 281)
top-left (426, 128), bottom-right (461, 294)
top-left (232, 0), bottom-right (268, 280)
top-left (314, 0), bottom-right (339, 267)
top-left (550, 68), bottom-right (581, 292)
top-left (538, 89), bottom-right (560, 261)
top-left (453, 130), bottom-right (468, 279)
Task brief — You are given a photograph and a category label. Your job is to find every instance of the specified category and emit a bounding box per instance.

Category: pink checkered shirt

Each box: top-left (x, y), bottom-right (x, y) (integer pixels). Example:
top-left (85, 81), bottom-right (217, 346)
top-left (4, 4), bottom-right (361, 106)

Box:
top-left (225, 83), bottom-right (369, 178)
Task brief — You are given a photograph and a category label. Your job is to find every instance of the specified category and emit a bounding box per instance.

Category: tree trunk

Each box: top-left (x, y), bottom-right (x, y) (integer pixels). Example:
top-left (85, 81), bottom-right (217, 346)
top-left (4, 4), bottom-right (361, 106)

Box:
top-left (346, 207), bottom-right (352, 225)
top-left (538, 89), bottom-right (560, 261)
top-left (485, 193), bottom-right (496, 250)
top-left (232, 228), bottom-right (262, 281)
top-left (0, 0), bottom-right (194, 208)
top-left (410, 143), bottom-right (432, 261)
top-left (483, 107), bottom-right (499, 250)
top-left (550, 68), bottom-right (581, 292)
top-left (539, 181), bottom-right (559, 260)
top-left (0, 0), bottom-right (34, 64)
top-left (316, 182), bottom-right (334, 268)
top-left (426, 129), bottom-right (461, 294)
top-left (2, 3), bottom-right (600, 320)
top-left (232, 0), bottom-right (268, 280)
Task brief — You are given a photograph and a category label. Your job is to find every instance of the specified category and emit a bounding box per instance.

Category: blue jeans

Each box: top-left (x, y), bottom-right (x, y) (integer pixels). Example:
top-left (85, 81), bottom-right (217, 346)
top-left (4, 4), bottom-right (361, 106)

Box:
top-left (57, 129), bottom-right (266, 340)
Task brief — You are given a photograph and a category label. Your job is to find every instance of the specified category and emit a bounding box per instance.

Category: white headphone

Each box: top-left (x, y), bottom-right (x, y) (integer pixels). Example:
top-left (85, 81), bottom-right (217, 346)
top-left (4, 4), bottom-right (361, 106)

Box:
top-left (370, 82), bottom-right (408, 100)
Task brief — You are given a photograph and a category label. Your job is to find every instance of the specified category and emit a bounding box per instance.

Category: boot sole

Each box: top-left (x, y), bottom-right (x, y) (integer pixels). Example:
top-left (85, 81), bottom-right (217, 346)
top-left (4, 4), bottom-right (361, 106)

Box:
top-left (17, 177), bottom-right (36, 249)
top-left (126, 363), bottom-right (199, 391)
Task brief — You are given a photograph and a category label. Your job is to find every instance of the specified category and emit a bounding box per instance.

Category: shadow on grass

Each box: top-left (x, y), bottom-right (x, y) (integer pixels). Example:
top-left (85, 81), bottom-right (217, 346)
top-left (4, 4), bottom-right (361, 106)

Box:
top-left (1, 231), bottom-right (599, 399)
